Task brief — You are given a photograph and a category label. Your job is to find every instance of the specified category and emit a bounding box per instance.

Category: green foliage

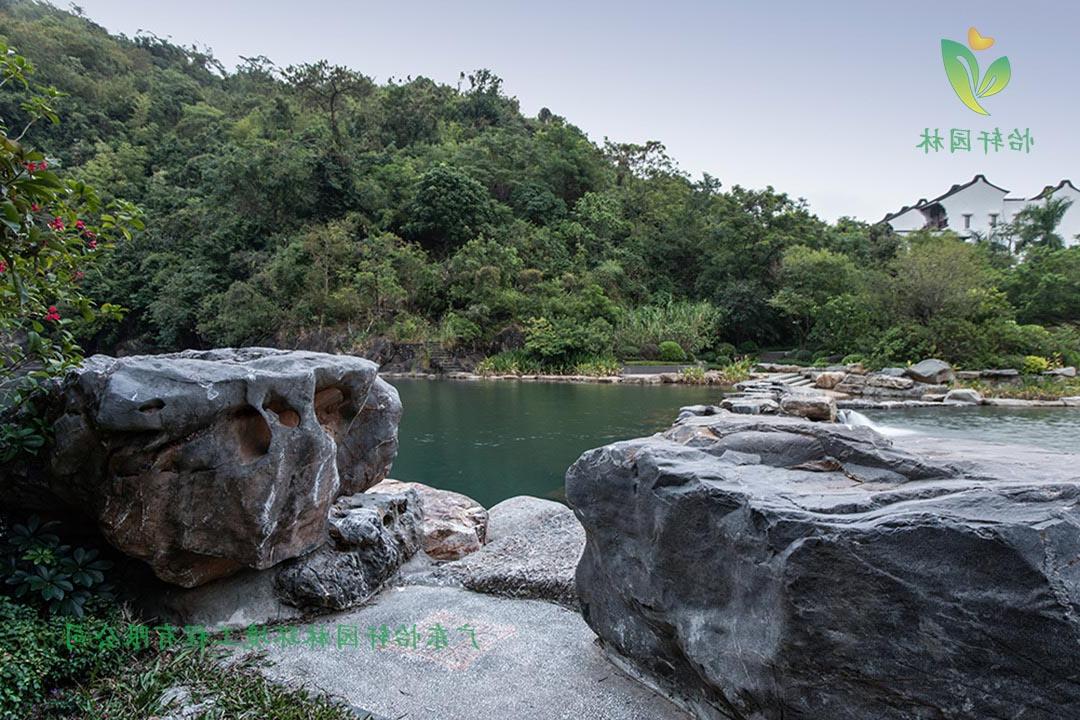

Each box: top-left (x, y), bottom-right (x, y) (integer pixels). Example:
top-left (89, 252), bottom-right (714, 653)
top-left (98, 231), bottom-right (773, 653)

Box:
top-left (1022, 355), bottom-right (1051, 375)
top-left (615, 301), bottom-right (722, 359)
top-left (403, 165), bottom-right (495, 255)
top-left (718, 357), bottom-right (755, 384)
top-left (1005, 247), bottom-right (1080, 325)
top-left (2, 515), bottom-right (113, 618)
top-left (475, 349), bottom-right (540, 375)
top-left (571, 355), bottom-right (621, 376)
top-left (679, 365), bottom-right (706, 384)
top-left (1012, 197), bottom-right (1072, 252)
top-left (0, 39), bottom-right (140, 459)
top-left (658, 340), bottom-right (687, 362)
top-left (714, 342), bottom-right (736, 359)
top-left (0, 596), bottom-right (131, 718)
top-left (475, 349), bottom-right (617, 376)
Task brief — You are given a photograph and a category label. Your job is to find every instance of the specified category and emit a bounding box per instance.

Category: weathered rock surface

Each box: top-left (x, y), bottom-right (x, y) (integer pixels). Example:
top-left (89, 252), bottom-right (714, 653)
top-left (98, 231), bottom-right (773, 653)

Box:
top-left (369, 479), bottom-right (488, 561)
top-left (144, 486), bottom-right (421, 628)
top-left (5, 348), bottom-right (400, 587)
top-left (943, 387), bottom-right (983, 404)
top-left (275, 487), bottom-right (421, 610)
top-left (905, 357), bottom-right (955, 384)
top-left (403, 496), bottom-right (585, 607)
top-left (447, 496), bottom-right (583, 607)
top-left (566, 410), bottom-right (1080, 720)
top-left (812, 371), bottom-right (846, 389)
top-left (865, 374), bottom-right (915, 390)
top-left (250, 585), bottom-right (690, 720)
top-left (720, 396), bottom-right (779, 415)
top-left (779, 394), bottom-right (836, 422)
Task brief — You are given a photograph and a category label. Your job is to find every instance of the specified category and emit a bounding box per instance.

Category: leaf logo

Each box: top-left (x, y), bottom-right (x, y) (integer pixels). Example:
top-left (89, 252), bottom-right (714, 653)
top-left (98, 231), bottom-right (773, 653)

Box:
top-left (941, 28), bottom-right (1011, 115)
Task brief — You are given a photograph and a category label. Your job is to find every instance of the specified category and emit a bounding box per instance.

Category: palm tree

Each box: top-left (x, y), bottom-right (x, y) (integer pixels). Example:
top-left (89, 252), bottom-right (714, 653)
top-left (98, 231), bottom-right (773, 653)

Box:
top-left (1012, 196), bottom-right (1072, 252)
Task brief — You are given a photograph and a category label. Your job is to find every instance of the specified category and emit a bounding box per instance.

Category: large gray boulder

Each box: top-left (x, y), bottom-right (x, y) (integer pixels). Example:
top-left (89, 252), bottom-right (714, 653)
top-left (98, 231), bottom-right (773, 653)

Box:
top-left (905, 358), bottom-right (955, 384)
top-left (566, 410), bottom-right (1080, 720)
top-left (4, 348), bottom-right (401, 587)
top-left (446, 495), bottom-right (584, 607)
top-left (402, 495), bottom-right (585, 607)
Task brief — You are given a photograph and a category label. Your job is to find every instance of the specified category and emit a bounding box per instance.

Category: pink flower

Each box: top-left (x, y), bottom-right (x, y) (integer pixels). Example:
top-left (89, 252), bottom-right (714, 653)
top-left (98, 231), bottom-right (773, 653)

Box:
top-left (48, 217), bottom-right (65, 231)
top-left (30, 203), bottom-right (41, 212)
top-left (86, 239), bottom-right (97, 250)
top-left (44, 305), bottom-right (61, 322)
top-left (75, 220), bottom-right (86, 231)
top-left (74, 270), bottom-right (85, 281)
top-left (0, 261), bottom-right (6, 273)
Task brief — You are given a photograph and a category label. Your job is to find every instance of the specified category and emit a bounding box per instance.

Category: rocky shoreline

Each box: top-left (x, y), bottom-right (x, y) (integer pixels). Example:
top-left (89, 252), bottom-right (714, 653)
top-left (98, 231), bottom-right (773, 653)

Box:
top-left (381, 356), bottom-right (1080, 410)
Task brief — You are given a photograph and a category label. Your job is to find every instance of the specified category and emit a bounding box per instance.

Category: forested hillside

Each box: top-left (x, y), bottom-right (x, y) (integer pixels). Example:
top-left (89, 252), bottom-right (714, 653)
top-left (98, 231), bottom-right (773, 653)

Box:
top-left (2, 0), bottom-right (1078, 370)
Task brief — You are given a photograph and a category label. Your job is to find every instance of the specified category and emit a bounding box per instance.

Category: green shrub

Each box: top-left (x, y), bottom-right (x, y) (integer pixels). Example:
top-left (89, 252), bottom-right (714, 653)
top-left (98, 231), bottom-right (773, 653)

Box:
top-left (475, 350), bottom-right (540, 375)
top-left (614, 301), bottom-right (722, 357)
top-left (736, 340), bottom-right (759, 355)
top-left (0, 596), bottom-right (131, 717)
top-left (572, 356), bottom-right (621, 376)
top-left (719, 357), bottom-right (755, 384)
top-left (2, 516), bottom-right (114, 618)
top-left (714, 342), bottom-right (737, 359)
top-left (1022, 355), bottom-right (1051, 375)
top-left (658, 341), bottom-right (687, 362)
top-left (794, 349), bottom-right (814, 363)
top-left (439, 312), bottom-right (483, 349)
top-left (679, 366), bottom-right (707, 384)
top-left (713, 355), bottom-right (733, 367)
top-left (841, 353), bottom-right (866, 365)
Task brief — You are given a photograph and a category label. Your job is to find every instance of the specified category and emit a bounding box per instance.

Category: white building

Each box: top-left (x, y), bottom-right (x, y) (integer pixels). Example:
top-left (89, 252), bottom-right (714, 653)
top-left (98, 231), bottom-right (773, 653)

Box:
top-left (880, 175), bottom-right (1080, 247)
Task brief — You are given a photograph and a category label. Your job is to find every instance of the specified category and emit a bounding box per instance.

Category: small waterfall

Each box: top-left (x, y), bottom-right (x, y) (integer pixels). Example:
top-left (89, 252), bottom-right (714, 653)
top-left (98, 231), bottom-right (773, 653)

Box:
top-left (837, 409), bottom-right (876, 428)
top-left (837, 409), bottom-right (916, 437)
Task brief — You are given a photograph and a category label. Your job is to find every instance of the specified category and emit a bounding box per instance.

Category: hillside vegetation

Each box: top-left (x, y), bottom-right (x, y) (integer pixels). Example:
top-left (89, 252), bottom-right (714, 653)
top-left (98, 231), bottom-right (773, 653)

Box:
top-left (2, 0), bottom-right (1078, 371)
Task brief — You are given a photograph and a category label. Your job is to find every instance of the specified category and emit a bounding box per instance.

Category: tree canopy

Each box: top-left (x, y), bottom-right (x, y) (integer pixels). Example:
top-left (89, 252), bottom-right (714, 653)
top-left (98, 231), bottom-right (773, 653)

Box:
top-left (1, 0), bottom-right (1076, 371)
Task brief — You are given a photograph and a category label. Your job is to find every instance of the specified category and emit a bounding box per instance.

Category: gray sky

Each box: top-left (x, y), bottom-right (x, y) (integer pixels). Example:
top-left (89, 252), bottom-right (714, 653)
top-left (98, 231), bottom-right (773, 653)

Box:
top-left (68, 0), bottom-right (1079, 223)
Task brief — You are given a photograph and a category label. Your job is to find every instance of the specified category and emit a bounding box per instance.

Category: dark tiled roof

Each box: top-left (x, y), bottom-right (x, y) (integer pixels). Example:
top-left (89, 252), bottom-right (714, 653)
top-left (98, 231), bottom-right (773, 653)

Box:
top-left (1031, 179), bottom-right (1078, 200)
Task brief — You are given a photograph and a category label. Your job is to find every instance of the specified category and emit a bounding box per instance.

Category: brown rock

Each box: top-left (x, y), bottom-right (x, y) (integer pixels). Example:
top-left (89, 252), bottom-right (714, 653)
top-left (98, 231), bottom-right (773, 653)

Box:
top-left (779, 395), bottom-right (838, 422)
top-left (369, 479), bottom-right (488, 561)
top-left (813, 371), bottom-right (847, 390)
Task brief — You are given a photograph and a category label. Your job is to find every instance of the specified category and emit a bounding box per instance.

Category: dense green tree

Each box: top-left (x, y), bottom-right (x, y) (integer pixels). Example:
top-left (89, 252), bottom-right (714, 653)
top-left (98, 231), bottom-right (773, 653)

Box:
top-left (402, 165), bottom-right (495, 254)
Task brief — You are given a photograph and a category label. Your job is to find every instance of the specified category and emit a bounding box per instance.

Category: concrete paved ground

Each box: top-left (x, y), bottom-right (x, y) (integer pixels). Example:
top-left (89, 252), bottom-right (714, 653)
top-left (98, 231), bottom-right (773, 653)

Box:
top-left (253, 585), bottom-right (690, 720)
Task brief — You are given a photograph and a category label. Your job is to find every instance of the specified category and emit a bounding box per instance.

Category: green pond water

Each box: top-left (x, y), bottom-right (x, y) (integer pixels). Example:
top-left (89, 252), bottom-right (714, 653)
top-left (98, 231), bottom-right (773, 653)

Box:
top-left (386, 378), bottom-right (716, 507)
top-left (385, 379), bottom-right (1080, 507)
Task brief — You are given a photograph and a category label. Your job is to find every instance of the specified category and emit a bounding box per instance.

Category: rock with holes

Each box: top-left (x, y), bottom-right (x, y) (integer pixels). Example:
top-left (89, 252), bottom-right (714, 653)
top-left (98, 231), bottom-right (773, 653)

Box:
top-left (3, 348), bottom-right (401, 587)
top-left (566, 410), bottom-right (1080, 720)
top-left (274, 486), bottom-right (422, 610)
top-left (139, 486), bottom-right (421, 628)
top-left (368, 479), bottom-right (488, 561)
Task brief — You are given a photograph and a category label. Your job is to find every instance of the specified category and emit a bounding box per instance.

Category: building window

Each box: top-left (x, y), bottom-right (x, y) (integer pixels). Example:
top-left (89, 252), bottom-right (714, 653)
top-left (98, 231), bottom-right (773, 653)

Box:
top-left (989, 213), bottom-right (999, 227)
top-left (963, 213), bottom-right (972, 229)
